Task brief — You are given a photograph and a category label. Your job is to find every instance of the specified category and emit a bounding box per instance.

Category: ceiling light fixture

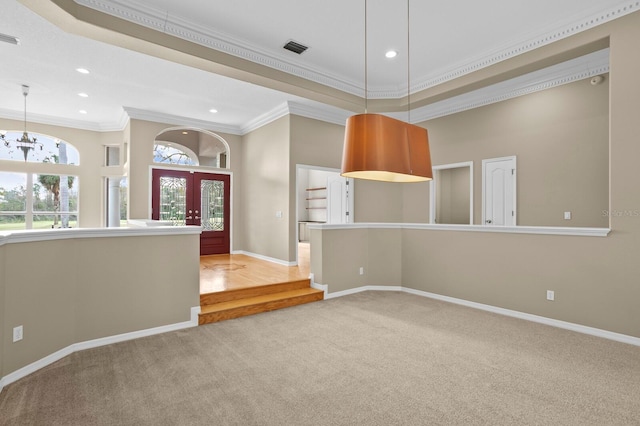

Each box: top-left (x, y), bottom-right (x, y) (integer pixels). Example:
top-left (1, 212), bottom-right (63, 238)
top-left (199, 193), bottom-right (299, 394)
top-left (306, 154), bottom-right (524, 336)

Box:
top-left (341, 0), bottom-right (432, 183)
top-left (76, 68), bottom-right (90, 74)
top-left (385, 50), bottom-right (397, 58)
top-left (209, 109), bottom-right (218, 113)
top-left (78, 92), bottom-right (89, 98)
top-left (1, 85), bottom-right (43, 161)
top-left (79, 110), bottom-right (87, 114)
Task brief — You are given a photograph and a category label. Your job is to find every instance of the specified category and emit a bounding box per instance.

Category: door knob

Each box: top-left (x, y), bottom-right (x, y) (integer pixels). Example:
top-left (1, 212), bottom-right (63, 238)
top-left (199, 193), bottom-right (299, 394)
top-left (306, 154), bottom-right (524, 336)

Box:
top-left (186, 216), bottom-right (193, 220)
top-left (486, 219), bottom-right (492, 224)
top-left (195, 216), bottom-right (201, 220)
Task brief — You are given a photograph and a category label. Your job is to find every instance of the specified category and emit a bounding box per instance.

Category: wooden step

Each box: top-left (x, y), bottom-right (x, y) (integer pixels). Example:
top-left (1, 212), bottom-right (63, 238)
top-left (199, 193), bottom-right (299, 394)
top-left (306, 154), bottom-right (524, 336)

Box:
top-left (200, 279), bottom-right (311, 306)
top-left (198, 287), bottom-right (324, 325)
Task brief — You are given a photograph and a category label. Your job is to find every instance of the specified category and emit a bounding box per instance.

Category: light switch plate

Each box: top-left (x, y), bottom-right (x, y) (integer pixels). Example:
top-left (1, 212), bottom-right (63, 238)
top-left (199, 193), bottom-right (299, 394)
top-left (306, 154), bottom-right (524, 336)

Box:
top-left (13, 325), bottom-right (23, 342)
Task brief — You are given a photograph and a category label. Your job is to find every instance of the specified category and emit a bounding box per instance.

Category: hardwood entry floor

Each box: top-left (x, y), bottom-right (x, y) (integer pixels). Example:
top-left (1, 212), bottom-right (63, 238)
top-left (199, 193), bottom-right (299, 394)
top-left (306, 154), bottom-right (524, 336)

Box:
top-left (198, 243), bottom-right (322, 324)
top-left (200, 242), bottom-right (310, 294)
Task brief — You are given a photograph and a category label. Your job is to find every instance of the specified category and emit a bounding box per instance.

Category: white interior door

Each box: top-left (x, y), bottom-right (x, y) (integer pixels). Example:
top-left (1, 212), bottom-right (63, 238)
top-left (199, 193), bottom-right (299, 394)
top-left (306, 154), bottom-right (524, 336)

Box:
top-left (327, 175), bottom-right (350, 224)
top-left (482, 156), bottom-right (516, 226)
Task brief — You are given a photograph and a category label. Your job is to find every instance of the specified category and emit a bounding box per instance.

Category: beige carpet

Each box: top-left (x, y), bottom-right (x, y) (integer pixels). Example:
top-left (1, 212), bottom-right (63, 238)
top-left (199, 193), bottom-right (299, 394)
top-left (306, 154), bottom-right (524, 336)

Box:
top-left (1, 291), bottom-right (639, 425)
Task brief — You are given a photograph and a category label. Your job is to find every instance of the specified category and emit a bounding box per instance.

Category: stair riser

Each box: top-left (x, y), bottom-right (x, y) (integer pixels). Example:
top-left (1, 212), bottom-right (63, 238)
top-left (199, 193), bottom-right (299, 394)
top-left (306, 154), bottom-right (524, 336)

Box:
top-left (200, 279), bottom-right (311, 305)
top-left (199, 292), bottom-right (323, 325)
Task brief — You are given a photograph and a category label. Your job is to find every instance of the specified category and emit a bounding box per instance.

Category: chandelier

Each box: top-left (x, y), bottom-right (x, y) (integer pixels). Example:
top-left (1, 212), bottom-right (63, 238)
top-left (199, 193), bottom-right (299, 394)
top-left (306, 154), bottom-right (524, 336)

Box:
top-left (1, 84), bottom-right (43, 161)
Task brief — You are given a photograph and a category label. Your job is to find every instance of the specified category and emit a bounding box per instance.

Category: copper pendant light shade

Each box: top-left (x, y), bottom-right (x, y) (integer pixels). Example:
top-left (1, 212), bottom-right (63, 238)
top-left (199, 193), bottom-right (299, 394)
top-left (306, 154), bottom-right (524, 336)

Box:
top-left (341, 113), bottom-right (432, 183)
top-left (340, 0), bottom-right (433, 183)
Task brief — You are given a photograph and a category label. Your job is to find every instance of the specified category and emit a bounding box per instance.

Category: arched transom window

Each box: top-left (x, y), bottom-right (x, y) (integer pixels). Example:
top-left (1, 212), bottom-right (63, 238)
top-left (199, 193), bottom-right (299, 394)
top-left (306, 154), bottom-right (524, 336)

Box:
top-left (0, 132), bottom-right (80, 230)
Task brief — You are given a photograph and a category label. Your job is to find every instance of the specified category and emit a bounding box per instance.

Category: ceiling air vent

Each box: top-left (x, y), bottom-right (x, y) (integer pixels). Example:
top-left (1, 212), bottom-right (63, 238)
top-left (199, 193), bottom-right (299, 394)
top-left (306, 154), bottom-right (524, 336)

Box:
top-left (283, 40), bottom-right (308, 55)
top-left (0, 32), bottom-right (20, 45)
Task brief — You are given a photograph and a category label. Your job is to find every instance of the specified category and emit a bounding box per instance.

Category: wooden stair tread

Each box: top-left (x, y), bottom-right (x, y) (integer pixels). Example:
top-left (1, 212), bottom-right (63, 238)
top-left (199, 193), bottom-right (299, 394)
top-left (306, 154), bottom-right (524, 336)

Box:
top-left (200, 288), bottom-right (322, 314)
top-left (198, 287), bottom-right (324, 325)
top-left (200, 279), bottom-right (311, 305)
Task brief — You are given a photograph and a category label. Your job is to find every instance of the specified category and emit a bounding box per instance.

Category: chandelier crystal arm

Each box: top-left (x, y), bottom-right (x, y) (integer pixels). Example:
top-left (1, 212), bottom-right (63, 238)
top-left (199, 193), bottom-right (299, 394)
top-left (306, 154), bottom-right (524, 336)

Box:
top-left (1, 84), bottom-right (42, 161)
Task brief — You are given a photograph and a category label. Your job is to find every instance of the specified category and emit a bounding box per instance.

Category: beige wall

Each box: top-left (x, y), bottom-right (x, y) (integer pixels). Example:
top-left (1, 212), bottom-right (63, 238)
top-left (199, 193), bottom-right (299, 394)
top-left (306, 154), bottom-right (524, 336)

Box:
top-left (311, 11), bottom-right (640, 339)
top-left (354, 180), bottom-right (404, 223)
top-left (402, 181), bottom-right (431, 223)
top-left (127, 119), bottom-right (243, 248)
top-left (240, 116), bottom-right (290, 260)
top-left (425, 76), bottom-right (609, 228)
top-left (289, 115), bottom-right (345, 260)
top-left (0, 119), bottom-right (125, 227)
top-left (312, 227), bottom-right (402, 293)
top-left (0, 232), bottom-right (200, 378)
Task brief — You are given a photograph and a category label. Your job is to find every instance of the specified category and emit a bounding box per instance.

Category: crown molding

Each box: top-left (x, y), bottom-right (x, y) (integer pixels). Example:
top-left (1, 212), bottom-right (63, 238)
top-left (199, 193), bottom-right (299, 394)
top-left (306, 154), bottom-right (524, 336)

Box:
top-left (74, 0), bottom-right (362, 96)
top-left (409, 1), bottom-right (638, 97)
top-left (286, 102), bottom-right (351, 127)
top-left (240, 101), bottom-right (351, 135)
top-left (76, 0), bottom-right (637, 99)
top-left (0, 47), bottom-right (609, 136)
top-left (0, 108), bottom-right (129, 132)
top-left (410, 48), bottom-right (609, 123)
top-left (123, 107), bottom-right (243, 135)
top-left (239, 102), bottom-right (290, 135)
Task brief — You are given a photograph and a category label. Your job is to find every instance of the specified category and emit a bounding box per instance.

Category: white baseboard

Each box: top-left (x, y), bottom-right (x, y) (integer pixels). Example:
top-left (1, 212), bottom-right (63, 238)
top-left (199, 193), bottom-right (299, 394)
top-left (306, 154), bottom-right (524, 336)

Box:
top-left (403, 288), bottom-right (640, 347)
top-left (231, 250), bottom-right (296, 266)
top-left (0, 306), bottom-right (200, 393)
top-left (310, 274), bottom-right (328, 298)
top-left (325, 285), bottom-right (402, 299)
top-left (325, 285), bottom-right (640, 347)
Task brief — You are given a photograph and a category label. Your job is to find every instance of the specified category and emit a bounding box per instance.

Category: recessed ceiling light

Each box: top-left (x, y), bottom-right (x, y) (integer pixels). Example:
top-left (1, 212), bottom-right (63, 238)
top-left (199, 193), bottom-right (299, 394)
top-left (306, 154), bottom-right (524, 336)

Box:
top-left (79, 110), bottom-right (87, 114)
top-left (182, 131), bottom-right (188, 135)
top-left (209, 109), bottom-right (218, 113)
top-left (76, 68), bottom-right (90, 74)
top-left (78, 93), bottom-right (89, 98)
top-left (385, 50), bottom-right (398, 59)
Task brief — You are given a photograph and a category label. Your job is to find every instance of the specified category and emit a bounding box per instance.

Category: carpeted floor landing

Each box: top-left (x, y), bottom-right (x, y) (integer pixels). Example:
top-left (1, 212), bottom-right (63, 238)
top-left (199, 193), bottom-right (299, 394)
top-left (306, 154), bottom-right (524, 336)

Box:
top-left (1, 291), bottom-right (639, 425)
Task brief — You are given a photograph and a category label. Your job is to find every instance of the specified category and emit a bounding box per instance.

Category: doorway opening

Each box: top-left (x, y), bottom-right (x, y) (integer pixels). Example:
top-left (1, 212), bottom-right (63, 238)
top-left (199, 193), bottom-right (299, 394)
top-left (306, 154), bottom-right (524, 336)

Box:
top-left (151, 169), bottom-right (231, 255)
top-left (429, 161), bottom-right (474, 225)
top-left (295, 165), bottom-right (354, 267)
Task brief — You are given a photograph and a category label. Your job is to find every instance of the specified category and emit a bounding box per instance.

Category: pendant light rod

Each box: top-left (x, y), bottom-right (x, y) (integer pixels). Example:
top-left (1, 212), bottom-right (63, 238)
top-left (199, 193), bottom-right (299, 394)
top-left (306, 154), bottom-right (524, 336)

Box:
top-left (364, 0), bottom-right (368, 113)
top-left (23, 85), bottom-right (29, 133)
top-left (407, 0), bottom-right (411, 123)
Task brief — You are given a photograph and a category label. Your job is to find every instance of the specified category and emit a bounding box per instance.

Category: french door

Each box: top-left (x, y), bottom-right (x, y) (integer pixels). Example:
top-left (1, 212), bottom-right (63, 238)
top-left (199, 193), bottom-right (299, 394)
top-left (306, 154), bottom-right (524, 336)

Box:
top-left (151, 169), bottom-right (230, 255)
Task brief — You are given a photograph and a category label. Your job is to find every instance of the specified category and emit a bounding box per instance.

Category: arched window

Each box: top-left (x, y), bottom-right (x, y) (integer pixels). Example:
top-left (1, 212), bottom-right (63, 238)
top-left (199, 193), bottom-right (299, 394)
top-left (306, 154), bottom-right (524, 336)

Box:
top-left (1, 131), bottom-right (80, 164)
top-left (0, 132), bottom-right (80, 230)
top-left (153, 142), bottom-right (199, 166)
top-left (153, 128), bottom-right (230, 169)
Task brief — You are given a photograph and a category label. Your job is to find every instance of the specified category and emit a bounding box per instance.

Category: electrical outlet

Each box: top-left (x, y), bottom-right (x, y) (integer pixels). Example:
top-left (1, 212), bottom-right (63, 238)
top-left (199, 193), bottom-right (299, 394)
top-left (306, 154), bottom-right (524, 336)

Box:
top-left (359, 267), bottom-right (364, 275)
top-left (13, 325), bottom-right (23, 342)
top-left (546, 290), bottom-right (555, 301)
top-left (275, 211), bottom-right (283, 218)
top-left (564, 212), bottom-right (571, 220)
